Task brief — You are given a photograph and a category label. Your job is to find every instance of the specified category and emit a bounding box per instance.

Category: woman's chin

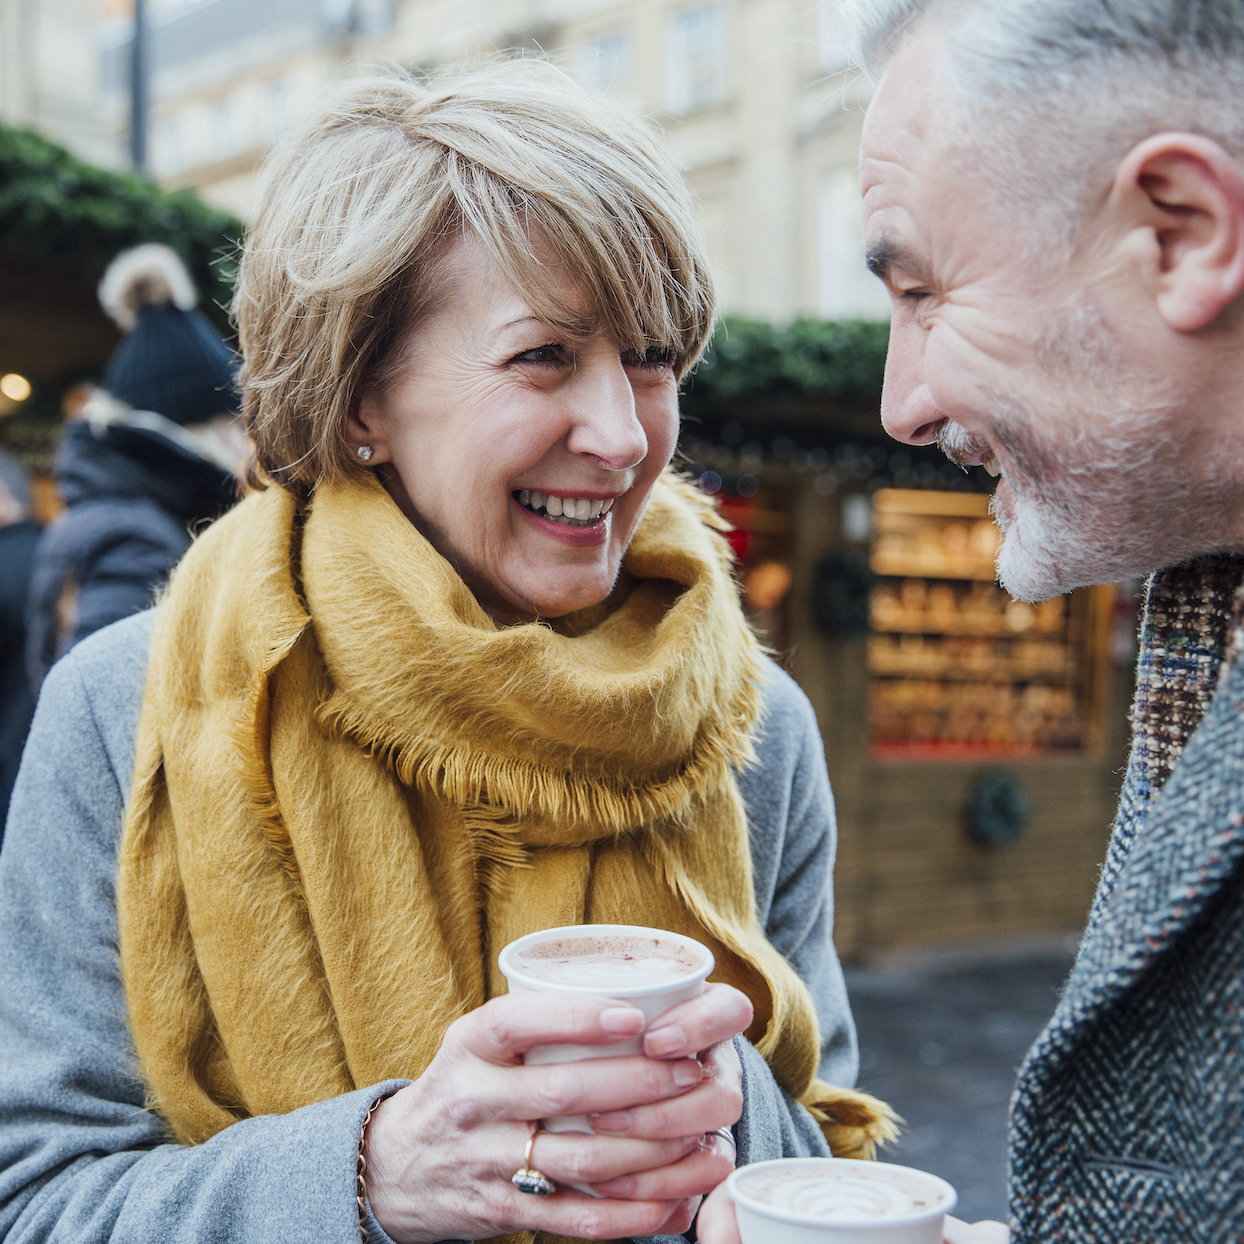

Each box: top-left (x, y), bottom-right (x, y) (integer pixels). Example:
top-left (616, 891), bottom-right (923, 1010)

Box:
top-left (492, 568), bottom-right (618, 622)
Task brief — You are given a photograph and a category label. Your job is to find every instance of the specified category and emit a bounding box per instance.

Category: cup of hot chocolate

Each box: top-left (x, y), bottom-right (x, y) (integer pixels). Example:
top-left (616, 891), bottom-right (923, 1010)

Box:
top-left (726, 1158), bottom-right (957, 1244)
top-left (498, 923), bottom-right (715, 1138)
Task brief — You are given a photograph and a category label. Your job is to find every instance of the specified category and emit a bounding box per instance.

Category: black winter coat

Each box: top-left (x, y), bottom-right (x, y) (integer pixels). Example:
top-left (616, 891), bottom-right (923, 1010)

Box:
top-left (0, 520), bottom-right (39, 833)
top-left (26, 420), bottom-right (235, 690)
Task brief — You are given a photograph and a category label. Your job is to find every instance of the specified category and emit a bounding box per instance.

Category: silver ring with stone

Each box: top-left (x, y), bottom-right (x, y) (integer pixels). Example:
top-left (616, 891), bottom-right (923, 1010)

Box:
top-left (511, 1128), bottom-right (557, 1196)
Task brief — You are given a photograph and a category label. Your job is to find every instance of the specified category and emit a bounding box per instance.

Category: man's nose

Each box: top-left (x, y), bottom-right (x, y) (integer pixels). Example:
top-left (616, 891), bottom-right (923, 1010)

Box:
top-left (880, 325), bottom-right (945, 446)
top-left (565, 358), bottom-right (648, 471)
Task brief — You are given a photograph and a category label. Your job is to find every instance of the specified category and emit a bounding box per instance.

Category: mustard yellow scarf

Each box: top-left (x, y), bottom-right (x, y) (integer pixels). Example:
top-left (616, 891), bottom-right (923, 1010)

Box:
top-left (118, 471), bottom-right (895, 1242)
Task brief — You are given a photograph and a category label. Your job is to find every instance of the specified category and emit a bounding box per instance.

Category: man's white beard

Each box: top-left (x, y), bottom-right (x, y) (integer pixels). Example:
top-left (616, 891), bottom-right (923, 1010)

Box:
top-left (936, 379), bottom-right (1225, 603)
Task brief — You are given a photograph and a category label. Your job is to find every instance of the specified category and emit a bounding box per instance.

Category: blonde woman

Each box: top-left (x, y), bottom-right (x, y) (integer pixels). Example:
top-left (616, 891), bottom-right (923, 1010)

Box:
top-left (0, 63), bottom-right (893, 1244)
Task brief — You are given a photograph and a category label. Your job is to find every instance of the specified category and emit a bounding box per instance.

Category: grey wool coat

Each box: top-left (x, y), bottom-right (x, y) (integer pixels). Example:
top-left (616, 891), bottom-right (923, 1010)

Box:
top-left (1010, 556), bottom-right (1244, 1241)
top-left (0, 610), bottom-right (851, 1244)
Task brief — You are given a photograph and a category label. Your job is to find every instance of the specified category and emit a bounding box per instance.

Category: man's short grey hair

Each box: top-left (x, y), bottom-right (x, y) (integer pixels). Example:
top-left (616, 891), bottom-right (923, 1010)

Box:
top-left (843, 0), bottom-right (1244, 246)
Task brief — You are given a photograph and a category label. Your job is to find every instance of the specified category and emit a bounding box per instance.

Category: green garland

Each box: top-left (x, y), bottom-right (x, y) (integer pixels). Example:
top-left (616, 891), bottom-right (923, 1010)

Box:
top-left (0, 123), bottom-right (243, 321)
top-left (686, 316), bottom-right (890, 405)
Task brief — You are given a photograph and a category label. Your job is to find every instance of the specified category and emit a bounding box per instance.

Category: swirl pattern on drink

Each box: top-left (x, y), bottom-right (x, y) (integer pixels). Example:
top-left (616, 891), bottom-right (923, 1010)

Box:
top-left (736, 1162), bottom-right (952, 1223)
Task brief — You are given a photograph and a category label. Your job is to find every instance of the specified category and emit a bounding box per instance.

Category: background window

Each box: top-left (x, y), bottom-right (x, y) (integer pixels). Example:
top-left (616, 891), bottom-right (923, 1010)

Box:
top-left (261, 78), bottom-right (291, 141)
top-left (210, 96), bottom-right (236, 161)
top-left (817, 0), bottom-right (850, 73)
top-left (665, 3), bottom-right (728, 116)
top-left (581, 28), bottom-right (633, 97)
top-left (818, 166), bottom-right (891, 320)
top-left (154, 116), bottom-right (186, 175)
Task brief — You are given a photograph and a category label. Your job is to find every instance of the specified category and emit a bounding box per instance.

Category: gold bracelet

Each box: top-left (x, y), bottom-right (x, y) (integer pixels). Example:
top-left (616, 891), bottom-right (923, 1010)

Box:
top-left (357, 1094), bottom-right (387, 1242)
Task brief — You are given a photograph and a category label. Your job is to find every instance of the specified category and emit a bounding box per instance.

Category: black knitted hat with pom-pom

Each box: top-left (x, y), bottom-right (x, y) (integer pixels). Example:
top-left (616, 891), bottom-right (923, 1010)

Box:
top-left (99, 244), bottom-right (240, 426)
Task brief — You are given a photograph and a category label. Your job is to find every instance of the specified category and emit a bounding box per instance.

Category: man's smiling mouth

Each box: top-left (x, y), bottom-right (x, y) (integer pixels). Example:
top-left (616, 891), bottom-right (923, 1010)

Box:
top-left (934, 422), bottom-right (1002, 477)
top-left (513, 489), bottom-right (615, 527)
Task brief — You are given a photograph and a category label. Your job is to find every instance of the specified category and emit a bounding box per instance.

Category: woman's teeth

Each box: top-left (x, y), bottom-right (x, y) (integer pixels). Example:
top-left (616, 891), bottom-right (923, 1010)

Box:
top-left (984, 453), bottom-right (1002, 478)
top-left (516, 490), bottom-right (614, 526)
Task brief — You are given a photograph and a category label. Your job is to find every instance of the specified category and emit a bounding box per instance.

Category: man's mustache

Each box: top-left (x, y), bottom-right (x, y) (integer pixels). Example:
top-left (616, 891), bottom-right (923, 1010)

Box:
top-left (934, 421), bottom-right (991, 468)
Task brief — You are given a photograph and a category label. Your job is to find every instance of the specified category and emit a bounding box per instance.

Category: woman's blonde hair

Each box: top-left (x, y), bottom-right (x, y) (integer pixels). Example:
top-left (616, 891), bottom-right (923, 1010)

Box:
top-left (234, 59), bottom-right (716, 494)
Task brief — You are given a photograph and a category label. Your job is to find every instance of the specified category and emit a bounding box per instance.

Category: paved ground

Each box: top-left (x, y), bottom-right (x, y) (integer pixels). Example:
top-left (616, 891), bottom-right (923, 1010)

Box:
top-left (843, 943), bottom-right (1078, 1223)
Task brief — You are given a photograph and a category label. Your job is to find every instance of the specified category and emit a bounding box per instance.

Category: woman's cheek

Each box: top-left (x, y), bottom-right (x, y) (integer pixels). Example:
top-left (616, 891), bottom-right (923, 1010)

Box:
top-left (638, 385), bottom-right (680, 468)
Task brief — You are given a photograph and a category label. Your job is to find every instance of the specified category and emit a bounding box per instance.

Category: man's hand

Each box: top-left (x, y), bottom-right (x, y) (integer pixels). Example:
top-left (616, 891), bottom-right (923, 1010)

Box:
top-left (942, 1215), bottom-right (1010, 1243)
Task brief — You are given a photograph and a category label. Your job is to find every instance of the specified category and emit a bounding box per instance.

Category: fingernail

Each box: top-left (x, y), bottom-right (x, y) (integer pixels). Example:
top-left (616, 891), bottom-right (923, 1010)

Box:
top-left (592, 1176), bottom-right (634, 1196)
top-left (672, 1059), bottom-right (702, 1088)
top-left (645, 1025), bottom-right (686, 1057)
top-left (600, 1006), bottom-right (645, 1035)
top-left (589, 1109), bottom-right (632, 1132)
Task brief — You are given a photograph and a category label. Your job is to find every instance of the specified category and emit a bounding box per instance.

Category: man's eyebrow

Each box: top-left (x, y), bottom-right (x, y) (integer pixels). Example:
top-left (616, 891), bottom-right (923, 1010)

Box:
top-left (865, 237), bottom-right (922, 283)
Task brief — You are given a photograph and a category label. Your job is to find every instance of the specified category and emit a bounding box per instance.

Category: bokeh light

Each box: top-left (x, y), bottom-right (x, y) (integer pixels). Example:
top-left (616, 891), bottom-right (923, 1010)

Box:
top-left (0, 374), bottom-right (31, 402)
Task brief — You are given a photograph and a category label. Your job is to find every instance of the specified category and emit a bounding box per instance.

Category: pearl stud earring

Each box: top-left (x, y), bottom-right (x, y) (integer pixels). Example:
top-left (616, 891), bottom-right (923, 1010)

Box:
top-left (356, 444), bottom-right (374, 462)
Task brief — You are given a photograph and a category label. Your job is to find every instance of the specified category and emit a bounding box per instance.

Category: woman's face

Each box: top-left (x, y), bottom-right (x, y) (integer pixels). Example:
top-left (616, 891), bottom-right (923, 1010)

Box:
top-left (352, 235), bottom-right (681, 624)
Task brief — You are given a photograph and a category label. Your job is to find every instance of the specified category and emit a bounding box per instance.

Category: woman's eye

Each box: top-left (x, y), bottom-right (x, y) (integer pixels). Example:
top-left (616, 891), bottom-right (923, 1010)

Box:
top-left (512, 343), bottom-right (570, 367)
top-left (622, 347), bottom-right (678, 371)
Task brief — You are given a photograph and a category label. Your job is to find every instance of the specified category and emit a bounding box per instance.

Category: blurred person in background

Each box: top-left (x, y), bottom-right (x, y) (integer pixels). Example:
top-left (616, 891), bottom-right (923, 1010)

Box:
top-left (25, 244), bottom-right (244, 690)
top-left (0, 450), bottom-right (39, 834)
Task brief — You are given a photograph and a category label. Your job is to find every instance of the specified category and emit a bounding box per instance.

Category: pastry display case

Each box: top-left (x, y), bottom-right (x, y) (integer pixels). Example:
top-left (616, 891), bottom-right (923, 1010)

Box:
top-left (866, 488), bottom-right (1111, 759)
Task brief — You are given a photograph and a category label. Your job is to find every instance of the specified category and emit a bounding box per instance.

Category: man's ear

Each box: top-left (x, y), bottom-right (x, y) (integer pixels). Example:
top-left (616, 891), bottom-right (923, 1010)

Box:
top-left (346, 389), bottom-right (392, 465)
top-left (1113, 133), bottom-right (1244, 332)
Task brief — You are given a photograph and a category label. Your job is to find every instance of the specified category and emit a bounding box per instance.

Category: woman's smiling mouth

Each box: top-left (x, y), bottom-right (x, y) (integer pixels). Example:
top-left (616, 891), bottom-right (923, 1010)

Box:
top-left (513, 489), bottom-right (616, 527)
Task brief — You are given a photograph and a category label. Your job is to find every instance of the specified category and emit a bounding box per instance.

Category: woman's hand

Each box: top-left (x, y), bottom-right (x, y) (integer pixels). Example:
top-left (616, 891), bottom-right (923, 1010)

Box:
top-left (696, 1186), bottom-right (1012, 1244)
top-left (363, 984), bottom-right (751, 1243)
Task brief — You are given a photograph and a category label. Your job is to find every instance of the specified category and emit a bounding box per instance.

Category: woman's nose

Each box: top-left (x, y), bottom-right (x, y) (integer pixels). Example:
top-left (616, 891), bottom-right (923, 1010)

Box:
top-left (880, 323), bottom-right (945, 446)
top-left (564, 358), bottom-right (648, 471)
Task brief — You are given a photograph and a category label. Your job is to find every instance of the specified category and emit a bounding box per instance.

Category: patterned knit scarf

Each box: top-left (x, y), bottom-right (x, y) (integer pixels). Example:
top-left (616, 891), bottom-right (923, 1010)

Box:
top-left (117, 471), bottom-right (895, 1244)
top-left (1128, 554), bottom-right (1244, 804)
top-left (1093, 553), bottom-right (1244, 909)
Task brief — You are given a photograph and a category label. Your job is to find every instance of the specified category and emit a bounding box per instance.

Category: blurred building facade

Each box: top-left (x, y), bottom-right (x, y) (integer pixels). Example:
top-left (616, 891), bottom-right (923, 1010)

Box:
top-left (0, 0), bottom-right (889, 323)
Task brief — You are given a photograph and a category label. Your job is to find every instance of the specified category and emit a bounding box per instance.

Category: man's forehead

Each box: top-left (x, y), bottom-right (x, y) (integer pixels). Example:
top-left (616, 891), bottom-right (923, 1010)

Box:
top-left (859, 29), bottom-right (965, 276)
top-left (860, 30), bottom-right (942, 201)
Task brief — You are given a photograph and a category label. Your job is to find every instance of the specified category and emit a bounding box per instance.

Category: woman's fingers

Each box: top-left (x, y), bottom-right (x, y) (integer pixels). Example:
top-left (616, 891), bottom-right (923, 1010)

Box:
top-left (454, 993), bottom-right (646, 1063)
top-left (589, 1131), bottom-right (735, 1199)
top-left (641, 983), bottom-right (753, 1059)
top-left (525, 1131), bottom-right (703, 1186)
top-left (484, 1189), bottom-right (687, 1241)
top-left (589, 1039), bottom-right (743, 1138)
top-left (588, 1074), bottom-right (741, 1139)
top-left (475, 1052), bottom-right (704, 1124)
top-left (695, 1182), bottom-right (742, 1244)
top-left (654, 1196), bottom-right (702, 1238)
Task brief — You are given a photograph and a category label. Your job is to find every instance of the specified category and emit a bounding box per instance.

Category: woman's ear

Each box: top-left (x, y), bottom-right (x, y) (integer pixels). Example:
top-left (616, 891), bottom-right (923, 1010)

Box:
top-left (346, 389), bottom-right (393, 466)
top-left (1113, 133), bottom-right (1244, 332)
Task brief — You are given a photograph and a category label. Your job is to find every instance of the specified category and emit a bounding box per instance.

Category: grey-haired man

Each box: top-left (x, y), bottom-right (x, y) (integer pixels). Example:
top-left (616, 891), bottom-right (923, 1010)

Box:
top-left (702, 1), bottom-right (1244, 1241)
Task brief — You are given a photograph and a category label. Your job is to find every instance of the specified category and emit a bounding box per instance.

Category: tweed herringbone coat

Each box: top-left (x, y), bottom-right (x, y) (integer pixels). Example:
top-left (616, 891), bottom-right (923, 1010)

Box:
top-left (1010, 556), bottom-right (1244, 1241)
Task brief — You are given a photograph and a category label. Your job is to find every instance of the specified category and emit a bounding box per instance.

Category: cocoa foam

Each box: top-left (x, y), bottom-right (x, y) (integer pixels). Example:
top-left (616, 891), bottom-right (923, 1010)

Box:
top-left (510, 933), bottom-right (703, 989)
top-left (735, 1161), bottom-right (952, 1224)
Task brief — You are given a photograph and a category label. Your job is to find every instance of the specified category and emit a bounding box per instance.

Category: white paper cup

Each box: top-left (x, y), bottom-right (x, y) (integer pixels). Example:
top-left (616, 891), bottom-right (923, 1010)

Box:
top-left (498, 922), bottom-right (715, 1184)
top-left (727, 1158), bottom-right (957, 1244)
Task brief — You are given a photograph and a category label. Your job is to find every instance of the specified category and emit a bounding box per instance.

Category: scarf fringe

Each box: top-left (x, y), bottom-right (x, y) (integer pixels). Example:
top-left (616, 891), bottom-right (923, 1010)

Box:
top-left (802, 1082), bottom-right (903, 1160)
top-left (314, 673), bottom-right (763, 836)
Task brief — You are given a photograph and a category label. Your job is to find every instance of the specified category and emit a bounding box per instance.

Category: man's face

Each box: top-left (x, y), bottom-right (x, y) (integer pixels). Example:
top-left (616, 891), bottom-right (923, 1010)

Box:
top-left (861, 31), bottom-right (1219, 601)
